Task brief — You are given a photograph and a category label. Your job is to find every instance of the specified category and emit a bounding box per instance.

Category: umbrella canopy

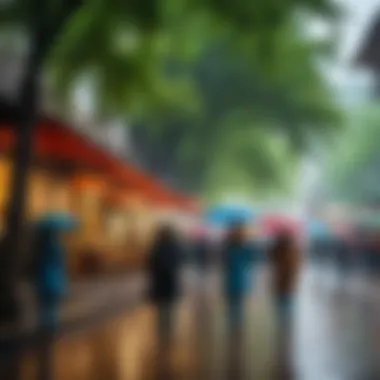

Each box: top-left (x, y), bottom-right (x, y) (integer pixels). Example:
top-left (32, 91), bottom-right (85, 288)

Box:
top-left (260, 215), bottom-right (300, 237)
top-left (35, 212), bottom-right (78, 231)
top-left (306, 219), bottom-right (331, 238)
top-left (204, 205), bottom-right (254, 227)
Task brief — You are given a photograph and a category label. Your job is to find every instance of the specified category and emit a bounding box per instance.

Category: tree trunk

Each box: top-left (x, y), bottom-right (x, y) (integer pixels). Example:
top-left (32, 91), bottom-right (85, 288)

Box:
top-left (0, 39), bottom-right (45, 323)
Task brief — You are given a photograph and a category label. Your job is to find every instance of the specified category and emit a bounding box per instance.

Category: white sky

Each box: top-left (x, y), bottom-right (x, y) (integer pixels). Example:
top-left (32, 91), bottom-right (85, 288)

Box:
top-left (335, 0), bottom-right (379, 62)
top-left (324, 0), bottom-right (378, 94)
top-left (297, 0), bottom-right (380, 206)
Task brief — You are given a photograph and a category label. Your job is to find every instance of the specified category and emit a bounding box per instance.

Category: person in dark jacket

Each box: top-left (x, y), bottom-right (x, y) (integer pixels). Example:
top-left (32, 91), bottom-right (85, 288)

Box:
top-left (148, 224), bottom-right (182, 347)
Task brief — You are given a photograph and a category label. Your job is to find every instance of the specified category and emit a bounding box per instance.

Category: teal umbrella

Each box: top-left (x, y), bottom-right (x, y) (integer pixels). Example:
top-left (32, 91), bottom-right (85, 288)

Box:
top-left (306, 220), bottom-right (331, 238)
top-left (35, 212), bottom-right (78, 231)
top-left (204, 205), bottom-right (255, 227)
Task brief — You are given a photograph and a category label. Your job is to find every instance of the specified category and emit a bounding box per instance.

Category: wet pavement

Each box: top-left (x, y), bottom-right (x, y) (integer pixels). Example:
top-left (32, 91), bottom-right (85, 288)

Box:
top-left (13, 274), bottom-right (147, 336)
top-left (4, 263), bottom-right (380, 379)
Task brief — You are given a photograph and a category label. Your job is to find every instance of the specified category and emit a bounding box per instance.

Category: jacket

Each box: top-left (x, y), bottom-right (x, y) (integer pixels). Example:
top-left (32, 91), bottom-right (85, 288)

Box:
top-left (148, 238), bottom-right (182, 302)
top-left (222, 242), bottom-right (257, 297)
top-left (34, 214), bottom-right (76, 301)
top-left (270, 244), bottom-right (300, 295)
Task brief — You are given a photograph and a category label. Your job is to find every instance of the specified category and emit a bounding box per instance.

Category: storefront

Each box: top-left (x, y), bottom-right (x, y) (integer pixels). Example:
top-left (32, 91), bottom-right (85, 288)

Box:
top-left (0, 105), bottom-right (199, 277)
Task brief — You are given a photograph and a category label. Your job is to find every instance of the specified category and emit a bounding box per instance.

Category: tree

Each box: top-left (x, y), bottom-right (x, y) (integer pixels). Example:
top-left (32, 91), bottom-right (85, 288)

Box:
top-left (0, 0), bottom-right (86, 321)
top-left (43, 1), bottom-right (339, 203)
top-left (0, 0), bottom-right (169, 321)
top-left (325, 104), bottom-right (380, 205)
top-left (0, 0), bottom-right (338, 321)
top-left (130, 19), bottom-right (340, 198)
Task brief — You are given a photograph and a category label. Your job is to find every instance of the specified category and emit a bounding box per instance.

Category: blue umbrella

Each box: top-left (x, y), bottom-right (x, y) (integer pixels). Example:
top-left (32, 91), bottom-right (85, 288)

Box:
top-left (306, 219), bottom-right (330, 238)
top-left (204, 205), bottom-right (254, 227)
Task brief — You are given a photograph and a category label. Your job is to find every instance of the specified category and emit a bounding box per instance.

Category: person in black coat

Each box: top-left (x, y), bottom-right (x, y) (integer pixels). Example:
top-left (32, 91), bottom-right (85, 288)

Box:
top-left (148, 224), bottom-right (183, 347)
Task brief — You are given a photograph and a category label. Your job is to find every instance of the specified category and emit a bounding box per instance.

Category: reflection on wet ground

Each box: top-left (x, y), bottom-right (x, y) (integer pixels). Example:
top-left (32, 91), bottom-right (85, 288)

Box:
top-left (6, 264), bottom-right (380, 380)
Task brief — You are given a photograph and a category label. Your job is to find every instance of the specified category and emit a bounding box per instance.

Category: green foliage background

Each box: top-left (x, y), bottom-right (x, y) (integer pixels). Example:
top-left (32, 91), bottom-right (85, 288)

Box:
top-left (1, 0), bottom-right (341, 200)
top-left (325, 104), bottom-right (380, 205)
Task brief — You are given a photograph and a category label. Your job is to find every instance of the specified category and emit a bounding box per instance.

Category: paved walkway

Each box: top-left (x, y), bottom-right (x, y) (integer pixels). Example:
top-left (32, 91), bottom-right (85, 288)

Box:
top-left (9, 263), bottom-right (380, 379)
top-left (0, 273), bottom-right (147, 343)
top-left (295, 265), bottom-right (380, 380)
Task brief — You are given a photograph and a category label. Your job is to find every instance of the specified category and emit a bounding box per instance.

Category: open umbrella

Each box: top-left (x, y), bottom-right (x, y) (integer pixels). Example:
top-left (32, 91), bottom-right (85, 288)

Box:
top-left (260, 215), bottom-right (301, 237)
top-left (306, 219), bottom-right (331, 238)
top-left (204, 205), bottom-right (254, 227)
top-left (35, 212), bottom-right (78, 231)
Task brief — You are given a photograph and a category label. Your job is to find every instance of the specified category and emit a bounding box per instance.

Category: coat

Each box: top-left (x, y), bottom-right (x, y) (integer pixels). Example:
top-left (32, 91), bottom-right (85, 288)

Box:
top-left (222, 242), bottom-right (257, 298)
top-left (147, 238), bottom-right (182, 303)
top-left (34, 214), bottom-right (77, 302)
top-left (269, 243), bottom-right (300, 296)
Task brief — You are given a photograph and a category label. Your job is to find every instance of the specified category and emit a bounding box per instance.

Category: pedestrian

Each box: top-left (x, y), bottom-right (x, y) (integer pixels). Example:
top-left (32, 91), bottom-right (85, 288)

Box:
top-left (32, 213), bottom-right (77, 332)
top-left (30, 213), bottom-right (77, 380)
top-left (222, 221), bottom-right (257, 334)
top-left (147, 224), bottom-right (183, 348)
top-left (268, 229), bottom-right (300, 377)
top-left (268, 230), bottom-right (300, 326)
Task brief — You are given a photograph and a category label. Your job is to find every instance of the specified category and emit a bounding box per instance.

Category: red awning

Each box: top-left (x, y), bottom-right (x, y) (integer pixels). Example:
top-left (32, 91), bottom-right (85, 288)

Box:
top-left (0, 117), bottom-right (198, 213)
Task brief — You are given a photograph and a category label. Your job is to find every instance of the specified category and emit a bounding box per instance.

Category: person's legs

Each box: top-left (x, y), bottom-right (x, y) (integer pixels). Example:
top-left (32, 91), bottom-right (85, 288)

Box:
top-left (275, 293), bottom-right (294, 377)
top-left (37, 296), bottom-right (59, 380)
top-left (226, 295), bottom-right (244, 376)
top-left (157, 301), bottom-right (173, 347)
top-left (227, 295), bottom-right (244, 332)
top-left (38, 295), bottom-right (60, 333)
top-left (276, 294), bottom-right (293, 328)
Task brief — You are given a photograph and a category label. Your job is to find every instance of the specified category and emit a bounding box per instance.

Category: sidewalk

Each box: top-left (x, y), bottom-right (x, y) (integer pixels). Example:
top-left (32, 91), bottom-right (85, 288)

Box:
top-left (0, 267), bottom-right (199, 350)
top-left (0, 273), bottom-right (148, 350)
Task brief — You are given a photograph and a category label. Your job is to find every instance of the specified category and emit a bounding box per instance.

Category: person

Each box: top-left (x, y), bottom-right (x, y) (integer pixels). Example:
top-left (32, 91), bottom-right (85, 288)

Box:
top-left (268, 230), bottom-right (300, 378)
top-left (32, 213), bottom-right (77, 332)
top-left (147, 224), bottom-right (182, 347)
top-left (268, 230), bottom-right (300, 326)
top-left (222, 221), bottom-right (257, 333)
top-left (26, 213), bottom-right (76, 380)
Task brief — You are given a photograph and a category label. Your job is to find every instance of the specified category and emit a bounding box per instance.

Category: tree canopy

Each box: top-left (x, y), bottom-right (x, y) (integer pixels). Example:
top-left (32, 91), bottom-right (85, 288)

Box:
top-left (0, 0), bottom-right (340, 199)
top-left (130, 19), bottom-right (340, 198)
top-left (325, 104), bottom-right (380, 205)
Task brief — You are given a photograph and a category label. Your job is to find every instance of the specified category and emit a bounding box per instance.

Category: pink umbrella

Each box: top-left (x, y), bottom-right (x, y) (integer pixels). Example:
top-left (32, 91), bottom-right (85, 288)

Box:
top-left (260, 215), bottom-right (301, 238)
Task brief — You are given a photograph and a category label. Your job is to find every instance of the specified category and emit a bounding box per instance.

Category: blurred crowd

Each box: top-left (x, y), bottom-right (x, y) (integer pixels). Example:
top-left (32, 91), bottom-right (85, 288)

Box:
top-left (309, 229), bottom-right (380, 273)
top-left (146, 220), bottom-right (301, 374)
top-left (22, 210), bottom-right (380, 378)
